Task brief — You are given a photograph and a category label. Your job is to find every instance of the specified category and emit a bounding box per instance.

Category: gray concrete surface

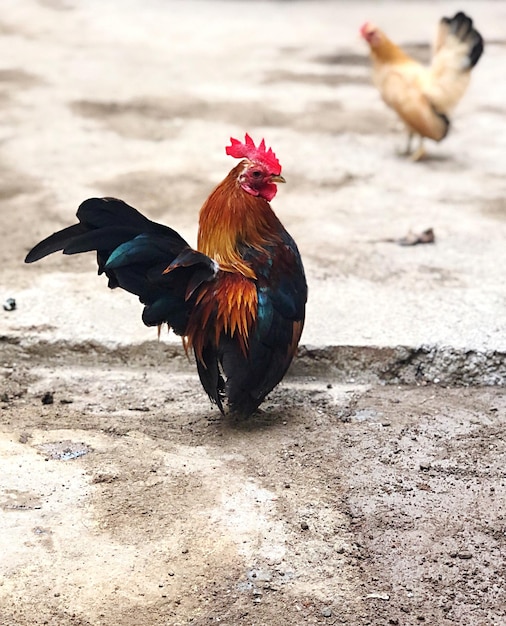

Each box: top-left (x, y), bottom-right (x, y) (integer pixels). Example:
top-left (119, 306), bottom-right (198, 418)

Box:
top-left (1, 0), bottom-right (505, 382)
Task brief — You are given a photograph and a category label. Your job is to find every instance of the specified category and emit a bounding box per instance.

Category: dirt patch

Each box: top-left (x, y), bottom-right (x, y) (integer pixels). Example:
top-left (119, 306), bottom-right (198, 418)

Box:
top-left (71, 97), bottom-right (292, 139)
top-left (94, 170), bottom-right (212, 224)
top-left (481, 197), bottom-right (506, 221)
top-left (0, 67), bottom-right (43, 108)
top-left (312, 52), bottom-right (370, 67)
top-left (264, 70), bottom-right (370, 88)
top-left (294, 102), bottom-right (391, 135)
top-left (0, 164), bottom-right (42, 269)
top-left (0, 361), bottom-right (505, 625)
top-left (71, 93), bottom-right (388, 140)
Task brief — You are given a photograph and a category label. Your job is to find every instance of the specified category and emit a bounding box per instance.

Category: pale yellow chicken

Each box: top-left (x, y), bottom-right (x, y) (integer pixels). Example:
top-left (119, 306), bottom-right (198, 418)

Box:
top-left (361, 12), bottom-right (484, 160)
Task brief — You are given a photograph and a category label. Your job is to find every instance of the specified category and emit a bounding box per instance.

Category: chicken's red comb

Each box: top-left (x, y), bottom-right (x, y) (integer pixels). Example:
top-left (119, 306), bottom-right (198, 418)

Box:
top-left (225, 133), bottom-right (281, 174)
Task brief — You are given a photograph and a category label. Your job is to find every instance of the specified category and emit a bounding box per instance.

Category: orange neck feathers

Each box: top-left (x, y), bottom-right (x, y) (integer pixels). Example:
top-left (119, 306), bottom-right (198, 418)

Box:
top-left (197, 162), bottom-right (282, 279)
top-left (369, 33), bottom-right (412, 64)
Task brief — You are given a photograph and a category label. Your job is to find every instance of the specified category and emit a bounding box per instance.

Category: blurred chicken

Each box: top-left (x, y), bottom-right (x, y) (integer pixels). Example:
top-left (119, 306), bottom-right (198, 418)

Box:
top-left (361, 11), bottom-right (484, 160)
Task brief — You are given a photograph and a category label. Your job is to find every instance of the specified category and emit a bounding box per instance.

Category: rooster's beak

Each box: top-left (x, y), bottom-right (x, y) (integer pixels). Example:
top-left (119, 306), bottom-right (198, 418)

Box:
top-left (270, 174), bottom-right (286, 184)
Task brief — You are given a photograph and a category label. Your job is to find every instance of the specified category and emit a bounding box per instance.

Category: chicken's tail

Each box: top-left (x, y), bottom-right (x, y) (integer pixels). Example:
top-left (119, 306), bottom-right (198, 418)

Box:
top-left (25, 197), bottom-right (217, 335)
top-left (427, 12), bottom-right (484, 115)
top-left (438, 11), bottom-right (484, 70)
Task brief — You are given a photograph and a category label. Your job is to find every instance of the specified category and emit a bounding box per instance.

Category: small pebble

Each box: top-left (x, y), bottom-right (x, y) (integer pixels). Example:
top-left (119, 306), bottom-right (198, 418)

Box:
top-left (365, 592), bottom-right (390, 601)
top-left (3, 297), bottom-right (16, 311)
top-left (300, 521), bottom-right (309, 531)
top-left (41, 392), bottom-right (54, 405)
top-left (321, 607), bottom-right (332, 618)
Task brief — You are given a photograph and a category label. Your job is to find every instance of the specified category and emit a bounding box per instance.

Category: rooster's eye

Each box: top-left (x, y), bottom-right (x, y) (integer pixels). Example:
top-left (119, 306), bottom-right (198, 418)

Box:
top-left (251, 170), bottom-right (262, 179)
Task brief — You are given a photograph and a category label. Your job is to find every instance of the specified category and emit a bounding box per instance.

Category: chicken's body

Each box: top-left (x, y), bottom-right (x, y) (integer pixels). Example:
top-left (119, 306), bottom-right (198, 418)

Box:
top-left (361, 12), bottom-right (484, 159)
top-left (25, 135), bottom-right (307, 417)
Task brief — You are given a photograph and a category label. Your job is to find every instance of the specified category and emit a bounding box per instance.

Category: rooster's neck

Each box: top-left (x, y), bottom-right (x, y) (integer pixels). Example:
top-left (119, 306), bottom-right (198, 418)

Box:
top-left (197, 167), bottom-right (280, 278)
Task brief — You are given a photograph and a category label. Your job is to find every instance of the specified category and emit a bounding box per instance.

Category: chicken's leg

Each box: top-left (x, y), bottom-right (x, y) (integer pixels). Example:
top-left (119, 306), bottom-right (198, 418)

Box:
top-left (409, 136), bottom-right (426, 162)
top-left (403, 132), bottom-right (414, 156)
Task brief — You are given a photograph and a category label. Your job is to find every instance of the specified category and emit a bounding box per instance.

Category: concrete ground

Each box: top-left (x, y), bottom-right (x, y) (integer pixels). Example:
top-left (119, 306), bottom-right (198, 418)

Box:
top-left (1, 1), bottom-right (505, 625)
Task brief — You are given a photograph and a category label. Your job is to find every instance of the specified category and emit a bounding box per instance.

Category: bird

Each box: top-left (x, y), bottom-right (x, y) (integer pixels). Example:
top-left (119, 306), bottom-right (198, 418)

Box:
top-left (360, 11), bottom-right (484, 160)
top-left (25, 134), bottom-right (307, 418)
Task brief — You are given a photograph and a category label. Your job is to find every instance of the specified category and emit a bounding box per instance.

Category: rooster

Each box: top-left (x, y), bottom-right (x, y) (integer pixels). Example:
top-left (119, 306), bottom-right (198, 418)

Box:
top-left (25, 135), bottom-right (307, 417)
top-left (361, 11), bottom-right (484, 160)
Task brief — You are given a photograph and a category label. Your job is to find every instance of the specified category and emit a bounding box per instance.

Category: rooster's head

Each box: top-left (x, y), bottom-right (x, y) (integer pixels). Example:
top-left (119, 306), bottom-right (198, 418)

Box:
top-left (226, 134), bottom-right (285, 202)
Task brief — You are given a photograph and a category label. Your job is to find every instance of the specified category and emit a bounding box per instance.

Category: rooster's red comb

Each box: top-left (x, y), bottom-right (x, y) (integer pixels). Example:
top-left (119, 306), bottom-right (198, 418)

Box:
top-left (225, 133), bottom-right (281, 174)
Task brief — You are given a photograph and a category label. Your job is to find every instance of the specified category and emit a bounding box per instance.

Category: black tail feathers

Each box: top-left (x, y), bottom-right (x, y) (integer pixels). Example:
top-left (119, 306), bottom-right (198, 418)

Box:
top-left (442, 11), bottom-right (484, 69)
top-left (25, 223), bottom-right (88, 263)
top-left (24, 197), bottom-right (217, 335)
